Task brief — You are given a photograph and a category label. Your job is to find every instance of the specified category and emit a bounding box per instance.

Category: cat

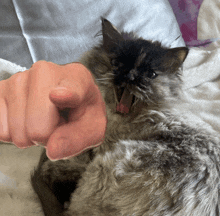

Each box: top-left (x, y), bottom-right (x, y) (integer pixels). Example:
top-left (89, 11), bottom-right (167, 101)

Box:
top-left (31, 18), bottom-right (220, 216)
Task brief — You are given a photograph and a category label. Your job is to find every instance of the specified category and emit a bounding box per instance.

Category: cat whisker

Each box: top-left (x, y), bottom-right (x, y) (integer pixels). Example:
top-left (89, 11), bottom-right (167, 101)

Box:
top-left (94, 58), bottom-right (108, 66)
top-left (94, 30), bottom-right (102, 38)
top-left (131, 97), bottom-right (139, 107)
top-left (140, 85), bottom-right (154, 95)
top-left (104, 74), bottom-right (115, 78)
top-left (105, 73), bottom-right (114, 76)
top-left (135, 86), bottom-right (156, 105)
top-left (96, 78), bottom-right (113, 81)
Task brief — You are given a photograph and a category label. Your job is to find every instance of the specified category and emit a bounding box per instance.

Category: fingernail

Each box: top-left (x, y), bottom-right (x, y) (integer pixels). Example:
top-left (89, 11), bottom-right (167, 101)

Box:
top-left (32, 141), bottom-right (45, 146)
top-left (54, 87), bottom-right (68, 94)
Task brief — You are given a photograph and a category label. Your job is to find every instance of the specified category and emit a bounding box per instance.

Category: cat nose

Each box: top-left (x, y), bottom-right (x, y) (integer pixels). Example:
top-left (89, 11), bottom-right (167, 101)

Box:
top-left (129, 69), bottom-right (138, 81)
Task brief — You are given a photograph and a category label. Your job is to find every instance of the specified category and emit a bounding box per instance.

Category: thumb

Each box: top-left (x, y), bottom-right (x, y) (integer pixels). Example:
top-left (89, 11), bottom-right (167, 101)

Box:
top-left (49, 86), bottom-right (86, 121)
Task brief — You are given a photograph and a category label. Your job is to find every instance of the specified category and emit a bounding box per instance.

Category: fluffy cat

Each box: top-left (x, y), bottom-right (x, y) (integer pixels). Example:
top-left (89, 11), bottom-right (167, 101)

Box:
top-left (31, 18), bottom-right (220, 216)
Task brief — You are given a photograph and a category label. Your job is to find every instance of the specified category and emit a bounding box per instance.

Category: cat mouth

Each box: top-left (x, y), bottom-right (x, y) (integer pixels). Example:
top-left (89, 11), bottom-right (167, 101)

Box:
top-left (114, 87), bottom-right (135, 114)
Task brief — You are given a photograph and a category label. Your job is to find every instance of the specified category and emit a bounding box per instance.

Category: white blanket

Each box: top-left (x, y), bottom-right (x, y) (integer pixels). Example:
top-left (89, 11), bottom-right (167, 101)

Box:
top-left (183, 40), bottom-right (220, 134)
top-left (198, 0), bottom-right (220, 40)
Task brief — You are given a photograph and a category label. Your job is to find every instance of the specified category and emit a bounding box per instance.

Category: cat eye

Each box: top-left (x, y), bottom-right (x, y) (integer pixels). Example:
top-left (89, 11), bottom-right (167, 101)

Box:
top-left (150, 72), bottom-right (158, 79)
top-left (147, 71), bottom-right (158, 79)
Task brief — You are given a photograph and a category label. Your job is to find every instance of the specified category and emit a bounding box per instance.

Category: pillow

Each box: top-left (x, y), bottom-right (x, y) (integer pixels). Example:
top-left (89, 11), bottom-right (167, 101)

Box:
top-left (0, 0), bottom-right (185, 68)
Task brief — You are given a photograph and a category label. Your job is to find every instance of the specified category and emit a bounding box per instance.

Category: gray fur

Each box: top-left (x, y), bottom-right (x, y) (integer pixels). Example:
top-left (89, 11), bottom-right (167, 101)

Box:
top-left (33, 19), bottom-right (220, 216)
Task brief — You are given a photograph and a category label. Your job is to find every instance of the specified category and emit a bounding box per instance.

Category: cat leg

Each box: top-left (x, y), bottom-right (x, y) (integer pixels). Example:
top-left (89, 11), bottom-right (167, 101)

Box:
top-left (31, 149), bottom-right (93, 216)
top-left (31, 149), bottom-right (65, 216)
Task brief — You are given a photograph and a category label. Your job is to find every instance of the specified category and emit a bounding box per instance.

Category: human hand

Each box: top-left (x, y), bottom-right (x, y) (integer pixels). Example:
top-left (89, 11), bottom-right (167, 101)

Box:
top-left (0, 61), bottom-right (107, 160)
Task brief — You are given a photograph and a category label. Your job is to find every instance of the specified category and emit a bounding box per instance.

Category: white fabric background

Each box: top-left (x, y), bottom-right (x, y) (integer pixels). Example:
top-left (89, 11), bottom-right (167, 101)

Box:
top-left (0, 0), bottom-right (184, 69)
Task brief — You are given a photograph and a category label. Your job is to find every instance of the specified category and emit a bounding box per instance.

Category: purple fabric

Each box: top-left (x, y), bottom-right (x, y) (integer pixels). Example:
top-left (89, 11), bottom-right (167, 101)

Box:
top-left (168, 0), bottom-right (211, 47)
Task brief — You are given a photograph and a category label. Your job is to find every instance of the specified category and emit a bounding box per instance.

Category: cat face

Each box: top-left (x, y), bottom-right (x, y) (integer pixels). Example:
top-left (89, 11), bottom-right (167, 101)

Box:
top-left (93, 19), bottom-right (189, 114)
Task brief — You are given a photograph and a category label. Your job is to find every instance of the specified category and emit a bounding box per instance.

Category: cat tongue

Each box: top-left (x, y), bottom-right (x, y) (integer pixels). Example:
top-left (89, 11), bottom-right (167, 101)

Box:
top-left (116, 88), bottom-right (133, 114)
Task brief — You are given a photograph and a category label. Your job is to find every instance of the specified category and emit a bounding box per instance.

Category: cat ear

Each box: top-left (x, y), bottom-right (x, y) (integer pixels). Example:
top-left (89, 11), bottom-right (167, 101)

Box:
top-left (101, 18), bottom-right (123, 52)
top-left (170, 47), bottom-right (189, 64)
top-left (162, 47), bottom-right (189, 72)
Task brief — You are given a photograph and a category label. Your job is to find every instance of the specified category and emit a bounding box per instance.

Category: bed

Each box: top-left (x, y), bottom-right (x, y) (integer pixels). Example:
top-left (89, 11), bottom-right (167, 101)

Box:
top-left (0, 0), bottom-right (220, 215)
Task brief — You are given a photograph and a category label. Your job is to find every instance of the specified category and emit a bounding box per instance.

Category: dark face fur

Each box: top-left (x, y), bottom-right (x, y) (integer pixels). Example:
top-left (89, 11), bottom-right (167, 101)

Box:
top-left (90, 19), bottom-right (189, 115)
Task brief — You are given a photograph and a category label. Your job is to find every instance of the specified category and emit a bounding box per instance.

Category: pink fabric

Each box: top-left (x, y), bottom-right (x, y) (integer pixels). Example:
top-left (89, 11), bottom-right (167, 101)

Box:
top-left (169, 0), bottom-right (211, 47)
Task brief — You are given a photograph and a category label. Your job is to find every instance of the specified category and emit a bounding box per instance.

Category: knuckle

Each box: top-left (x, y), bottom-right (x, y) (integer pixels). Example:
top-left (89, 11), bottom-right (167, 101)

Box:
top-left (78, 63), bottom-right (92, 77)
top-left (0, 79), bottom-right (7, 88)
top-left (0, 80), bottom-right (7, 98)
top-left (32, 60), bottom-right (48, 67)
top-left (8, 71), bottom-right (27, 89)
top-left (30, 61), bottom-right (56, 78)
top-left (32, 60), bottom-right (53, 71)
